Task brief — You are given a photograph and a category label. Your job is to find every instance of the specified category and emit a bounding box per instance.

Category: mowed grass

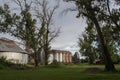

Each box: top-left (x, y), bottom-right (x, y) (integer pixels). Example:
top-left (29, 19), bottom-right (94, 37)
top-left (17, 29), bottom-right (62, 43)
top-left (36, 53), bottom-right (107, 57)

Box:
top-left (0, 64), bottom-right (120, 80)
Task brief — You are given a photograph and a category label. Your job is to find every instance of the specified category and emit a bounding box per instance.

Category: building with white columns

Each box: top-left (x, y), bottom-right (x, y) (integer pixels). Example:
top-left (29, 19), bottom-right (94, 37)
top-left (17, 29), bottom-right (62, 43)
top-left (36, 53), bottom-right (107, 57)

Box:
top-left (48, 50), bottom-right (72, 64)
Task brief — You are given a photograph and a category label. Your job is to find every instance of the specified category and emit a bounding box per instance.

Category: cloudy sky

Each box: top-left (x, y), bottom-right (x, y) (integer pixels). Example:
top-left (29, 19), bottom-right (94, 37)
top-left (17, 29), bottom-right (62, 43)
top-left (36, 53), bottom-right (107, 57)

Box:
top-left (0, 0), bottom-right (86, 54)
top-left (51, 1), bottom-right (86, 53)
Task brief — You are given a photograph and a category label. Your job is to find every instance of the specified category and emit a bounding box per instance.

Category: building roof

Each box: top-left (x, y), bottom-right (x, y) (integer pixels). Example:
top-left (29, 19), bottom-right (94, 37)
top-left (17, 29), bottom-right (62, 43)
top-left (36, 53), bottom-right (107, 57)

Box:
top-left (50, 50), bottom-right (72, 54)
top-left (0, 38), bottom-right (26, 53)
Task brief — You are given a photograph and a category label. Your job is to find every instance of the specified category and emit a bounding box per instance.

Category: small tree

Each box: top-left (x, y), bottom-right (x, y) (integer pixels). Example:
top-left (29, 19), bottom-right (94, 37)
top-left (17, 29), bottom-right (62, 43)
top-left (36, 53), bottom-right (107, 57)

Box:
top-left (72, 52), bottom-right (80, 63)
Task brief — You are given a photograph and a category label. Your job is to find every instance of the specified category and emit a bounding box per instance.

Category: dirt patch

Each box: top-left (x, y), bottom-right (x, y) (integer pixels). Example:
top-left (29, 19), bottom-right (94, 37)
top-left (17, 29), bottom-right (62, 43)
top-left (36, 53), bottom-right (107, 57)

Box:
top-left (84, 67), bottom-right (103, 73)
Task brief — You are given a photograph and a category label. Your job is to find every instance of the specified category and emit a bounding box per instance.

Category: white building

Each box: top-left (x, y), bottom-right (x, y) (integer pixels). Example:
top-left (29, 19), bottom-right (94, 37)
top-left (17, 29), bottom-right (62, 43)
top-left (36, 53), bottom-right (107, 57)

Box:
top-left (48, 50), bottom-right (72, 64)
top-left (0, 38), bottom-right (28, 64)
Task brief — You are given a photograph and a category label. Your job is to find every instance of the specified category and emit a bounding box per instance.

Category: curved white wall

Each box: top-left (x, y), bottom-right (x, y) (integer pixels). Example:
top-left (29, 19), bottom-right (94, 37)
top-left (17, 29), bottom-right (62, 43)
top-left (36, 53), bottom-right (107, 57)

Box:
top-left (48, 54), bottom-right (53, 64)
top-left (0, 52), bottom-right (28, 64)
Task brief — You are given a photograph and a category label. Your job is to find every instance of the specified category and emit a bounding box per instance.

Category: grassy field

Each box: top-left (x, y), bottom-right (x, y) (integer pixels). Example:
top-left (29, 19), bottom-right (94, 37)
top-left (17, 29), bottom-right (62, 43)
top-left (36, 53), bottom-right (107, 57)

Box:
top-left (0, 64), bottom-right (120, 80)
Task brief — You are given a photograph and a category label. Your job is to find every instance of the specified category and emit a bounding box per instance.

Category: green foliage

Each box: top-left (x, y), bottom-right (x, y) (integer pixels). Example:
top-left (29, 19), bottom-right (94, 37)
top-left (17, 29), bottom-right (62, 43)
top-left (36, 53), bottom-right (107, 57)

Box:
top-left (0, 56), bottom-right (7, 62)
top-left (78, 22), bottom-right (98, 64)
top-left (10, 64), bottom-right (29, 70)
top-left (0, 57), bottom-right (15, 69)
top-left (0, 57), bottom-right (29, 70)
top-left (46, 60), bottom-right (61, 68)
top-left (0, 57), bottom-right (13, 67)
top-left (52, 60), bottom-right (59, 65)
top-left (80, 59), bottom-right (88, 63)
top-left (0, 64), bottom-right (4, 69)
top-left (0, 4), bottom-right (12, 33)
top-left (72, 52), bottom-right (80, 64)
top-left (0, 57), bottom-right (7, 69)
top-left (111, 54), bottom-right (120, 64)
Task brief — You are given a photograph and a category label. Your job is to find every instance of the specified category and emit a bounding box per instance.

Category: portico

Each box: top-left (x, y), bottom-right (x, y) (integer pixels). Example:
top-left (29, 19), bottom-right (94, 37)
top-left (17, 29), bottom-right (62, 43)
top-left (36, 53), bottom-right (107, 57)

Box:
top-left (48, 50), bottom-right (72, 64)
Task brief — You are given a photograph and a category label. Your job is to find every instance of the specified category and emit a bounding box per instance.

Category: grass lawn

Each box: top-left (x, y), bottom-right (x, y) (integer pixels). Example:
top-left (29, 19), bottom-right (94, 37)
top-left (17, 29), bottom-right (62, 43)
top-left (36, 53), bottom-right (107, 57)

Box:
top-left (0, 64), bottom-right (120, 80)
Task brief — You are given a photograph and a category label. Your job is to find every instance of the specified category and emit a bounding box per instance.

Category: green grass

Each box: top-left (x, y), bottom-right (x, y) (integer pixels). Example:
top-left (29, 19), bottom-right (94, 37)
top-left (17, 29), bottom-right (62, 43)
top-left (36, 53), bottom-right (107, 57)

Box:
top-left (0, 64), bottom-right (120, 80)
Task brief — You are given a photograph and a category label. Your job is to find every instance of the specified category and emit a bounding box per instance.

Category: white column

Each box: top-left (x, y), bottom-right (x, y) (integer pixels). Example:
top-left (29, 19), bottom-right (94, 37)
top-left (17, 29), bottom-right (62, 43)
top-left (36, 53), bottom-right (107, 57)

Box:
top-left (65, 53), bottom-right (67, 63)
top-left (66, 53), bottom-right (68, 63)
top-left (55, 53), bottom-right (57, 61)
top-left (62, 53), bottom-right (64, 62)
top-left (70, 54), bottom-right (72, 62)
top-left (58, 53), bottom-right (60, 62)
top-left (55, 53), bottom-right (58, 61)
top-left (68, 53), bottom-right (71, 63)
top-left (60, 53), bottom-right (62, 62)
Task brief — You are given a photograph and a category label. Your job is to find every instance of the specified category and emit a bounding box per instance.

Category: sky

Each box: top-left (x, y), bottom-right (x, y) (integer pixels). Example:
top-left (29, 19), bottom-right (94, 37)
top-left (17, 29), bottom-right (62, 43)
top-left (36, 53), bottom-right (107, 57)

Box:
top-left (0, 0), bottom-right (86, 54)
top-left (50, 0), bottom-right (86, 54)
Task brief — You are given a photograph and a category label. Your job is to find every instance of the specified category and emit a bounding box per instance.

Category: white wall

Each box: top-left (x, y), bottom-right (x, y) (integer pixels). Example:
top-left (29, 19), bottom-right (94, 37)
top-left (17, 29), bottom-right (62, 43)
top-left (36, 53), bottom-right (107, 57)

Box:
top-left (48, 54), bottom-right (53, 64)
top-left (0, 52), bottom-right (28, 64)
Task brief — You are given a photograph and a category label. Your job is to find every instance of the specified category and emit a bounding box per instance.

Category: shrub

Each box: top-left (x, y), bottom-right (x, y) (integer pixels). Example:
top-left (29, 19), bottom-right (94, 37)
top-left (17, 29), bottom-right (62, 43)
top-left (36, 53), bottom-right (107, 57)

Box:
top-left (0, 56), bottom-right (7, 63)
top-left (10, 64), bottom-right (28, 70)
top-left (0, 57), bottom-right (13, 69)
top-left (0, 57), bottom-right (28, 70)
top-left (111, 54), bottom-right (120, 64)
top-left (52, 60), bottom-right (59, 65)
top-left (1, 57), bottom-right (14, 66)
top-left (0, 64), bottom-right (4, 69)
top-left (80, 59), bottom-right (88, 63)
top-left (46, 60), bottom-right (62, 68)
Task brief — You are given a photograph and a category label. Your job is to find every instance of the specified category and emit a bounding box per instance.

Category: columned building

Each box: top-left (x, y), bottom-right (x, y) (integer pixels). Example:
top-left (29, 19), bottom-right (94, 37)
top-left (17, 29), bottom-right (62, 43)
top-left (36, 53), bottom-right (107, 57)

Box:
top-left (48, 50), bottom-right (72, 64)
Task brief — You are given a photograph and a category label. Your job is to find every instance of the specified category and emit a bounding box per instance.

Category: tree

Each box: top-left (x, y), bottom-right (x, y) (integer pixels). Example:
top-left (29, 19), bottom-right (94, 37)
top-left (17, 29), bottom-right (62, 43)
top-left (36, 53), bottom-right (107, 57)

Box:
top-left (64, 0), bottom-right (116, 71)
top-left (78, 21), bottom-right (98, 64)
top-left (9, 0), bottom-right (40, 67)
top-left (12, 0), bottom-right (59, 66)
top-left (8, 0), bottom-right (60, 67)
top-left (72, 52), bottom-right (80, 63)
top-left (0, 4), bottom-right (13, 33)
top-left (78, 20), bottom-right (119, 65)
top-left (0, 0), bottom-right (43, 67)
top-left (33, 0), bottom-right (60, 65)
top-left (0, 0), bottom-right (60, 66)
top-left (106, 0), bottom-right (120, 52)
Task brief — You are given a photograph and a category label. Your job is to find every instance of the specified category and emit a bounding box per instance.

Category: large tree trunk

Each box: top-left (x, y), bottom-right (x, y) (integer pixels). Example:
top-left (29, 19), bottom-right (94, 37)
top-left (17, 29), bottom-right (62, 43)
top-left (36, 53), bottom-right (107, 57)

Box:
top-left (88, 53), bottom-right (94, 64)
top-left (45, 50), bottom-right (48, 65)
top-left (44, 31), bottom-right (48, 65)
top-left (34, 52), bottom-right (39, 67)
top-left (92, 17), bottom-right (116, 72)
top-left (44, 29), bottom-right (49, 65)
top-left (44, 44), bottom-right (49, 65)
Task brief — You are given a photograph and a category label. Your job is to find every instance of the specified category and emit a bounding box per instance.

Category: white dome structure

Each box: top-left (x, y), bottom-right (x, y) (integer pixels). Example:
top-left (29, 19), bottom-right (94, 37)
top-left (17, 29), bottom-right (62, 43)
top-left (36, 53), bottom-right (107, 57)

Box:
top-left (0, 38), bottom-right (28, 64)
